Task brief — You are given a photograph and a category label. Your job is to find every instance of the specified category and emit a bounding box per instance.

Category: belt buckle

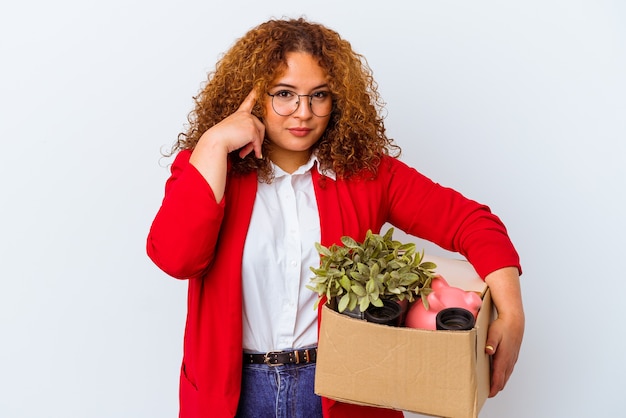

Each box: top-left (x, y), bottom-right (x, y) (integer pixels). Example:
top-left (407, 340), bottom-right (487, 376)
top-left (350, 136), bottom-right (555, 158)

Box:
top-left (263, 351), bottom-right (284, 366)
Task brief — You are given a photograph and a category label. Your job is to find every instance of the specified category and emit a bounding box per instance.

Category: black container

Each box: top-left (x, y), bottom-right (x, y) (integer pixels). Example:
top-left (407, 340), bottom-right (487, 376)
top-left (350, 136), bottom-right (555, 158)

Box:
top-left (435, 307), bottom-right (476, 331)
top-left (364, 299), bottom-right (402, 327)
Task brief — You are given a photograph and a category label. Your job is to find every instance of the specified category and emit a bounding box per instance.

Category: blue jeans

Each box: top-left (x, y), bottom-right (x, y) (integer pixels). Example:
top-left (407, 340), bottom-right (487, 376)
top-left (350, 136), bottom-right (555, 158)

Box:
top-left (236, 361), bottom-right (322, 418)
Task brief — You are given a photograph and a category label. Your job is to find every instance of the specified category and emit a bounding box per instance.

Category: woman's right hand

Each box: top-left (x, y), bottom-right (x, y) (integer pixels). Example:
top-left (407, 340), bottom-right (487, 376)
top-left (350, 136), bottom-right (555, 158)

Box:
top-left (189, 90), bottom-right (265, 201)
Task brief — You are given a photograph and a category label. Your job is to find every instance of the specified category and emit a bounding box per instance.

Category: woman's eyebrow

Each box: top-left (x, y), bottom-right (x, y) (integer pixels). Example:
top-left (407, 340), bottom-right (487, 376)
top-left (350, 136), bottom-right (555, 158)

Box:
top-left (271, 82), bottom-right (330, 90)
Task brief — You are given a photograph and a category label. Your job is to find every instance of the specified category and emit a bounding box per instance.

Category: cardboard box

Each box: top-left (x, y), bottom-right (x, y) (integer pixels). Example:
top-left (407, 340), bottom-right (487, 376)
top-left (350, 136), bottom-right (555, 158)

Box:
top-left (315, 256), bottom-right (492, 418)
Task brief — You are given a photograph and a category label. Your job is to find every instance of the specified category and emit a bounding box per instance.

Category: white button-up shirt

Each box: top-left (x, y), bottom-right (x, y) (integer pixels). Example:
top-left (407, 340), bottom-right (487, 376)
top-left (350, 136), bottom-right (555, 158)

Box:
top-left (241, 156), bottom-right (331, 352)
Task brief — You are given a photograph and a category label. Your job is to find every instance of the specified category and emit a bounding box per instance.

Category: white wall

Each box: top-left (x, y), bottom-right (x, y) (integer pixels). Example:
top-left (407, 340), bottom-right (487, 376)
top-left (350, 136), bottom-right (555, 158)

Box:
top-left (1, 1), bottom-right (624, 417)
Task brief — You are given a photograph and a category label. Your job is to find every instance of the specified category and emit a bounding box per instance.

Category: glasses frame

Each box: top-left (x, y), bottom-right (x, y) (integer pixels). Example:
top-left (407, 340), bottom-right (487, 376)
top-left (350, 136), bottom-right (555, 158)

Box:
top-left (266, 91), bottom-right (333, 117)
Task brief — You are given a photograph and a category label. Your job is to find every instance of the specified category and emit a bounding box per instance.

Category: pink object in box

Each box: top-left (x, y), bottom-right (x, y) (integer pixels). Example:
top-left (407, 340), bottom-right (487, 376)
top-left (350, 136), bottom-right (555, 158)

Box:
top-left (405, 276), bottom-right (483, 330)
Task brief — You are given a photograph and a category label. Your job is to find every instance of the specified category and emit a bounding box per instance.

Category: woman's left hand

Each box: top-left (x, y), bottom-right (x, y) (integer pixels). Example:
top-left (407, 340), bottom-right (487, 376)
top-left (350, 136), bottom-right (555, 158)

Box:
top-left (484, 267), bottom-right (525, 398)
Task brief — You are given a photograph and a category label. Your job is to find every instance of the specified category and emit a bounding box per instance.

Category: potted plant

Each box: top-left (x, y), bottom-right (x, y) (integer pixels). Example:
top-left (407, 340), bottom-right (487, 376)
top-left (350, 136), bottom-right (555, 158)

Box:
top-left (307, 228), bottom-right (437, 326)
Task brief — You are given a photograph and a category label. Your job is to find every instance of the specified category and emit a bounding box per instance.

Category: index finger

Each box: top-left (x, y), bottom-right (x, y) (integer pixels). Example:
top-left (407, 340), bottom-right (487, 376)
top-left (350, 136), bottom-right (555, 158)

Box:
top-left (237, 89), bottom-right (258, 113)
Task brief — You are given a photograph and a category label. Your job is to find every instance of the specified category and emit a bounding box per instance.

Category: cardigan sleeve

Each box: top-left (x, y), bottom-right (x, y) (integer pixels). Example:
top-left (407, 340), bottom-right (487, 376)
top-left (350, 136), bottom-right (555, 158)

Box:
top-left (146, 150), bottom-right (226, 279)
top-left (382, 157), bottom-right (521, 279)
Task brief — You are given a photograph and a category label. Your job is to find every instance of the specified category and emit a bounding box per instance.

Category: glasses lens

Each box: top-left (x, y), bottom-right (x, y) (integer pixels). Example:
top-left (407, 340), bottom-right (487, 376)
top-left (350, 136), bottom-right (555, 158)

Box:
top-left (311, 92), bottom-right (332, 117)
top-left (271, 92), bottom-right (296, 116)
top-left (271, 91), bottom-right (332, 117)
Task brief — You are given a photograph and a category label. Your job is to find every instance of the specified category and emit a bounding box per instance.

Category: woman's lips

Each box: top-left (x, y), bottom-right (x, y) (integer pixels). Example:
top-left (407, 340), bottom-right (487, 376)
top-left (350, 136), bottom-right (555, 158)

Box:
top-left (288, 127), bottom-right (312, 137)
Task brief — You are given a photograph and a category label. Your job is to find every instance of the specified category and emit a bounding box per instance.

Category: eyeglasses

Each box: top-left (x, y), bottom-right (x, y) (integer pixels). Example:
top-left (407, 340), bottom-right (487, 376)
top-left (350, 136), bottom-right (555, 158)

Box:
top-left (267, 90), bottom-right (333, 117)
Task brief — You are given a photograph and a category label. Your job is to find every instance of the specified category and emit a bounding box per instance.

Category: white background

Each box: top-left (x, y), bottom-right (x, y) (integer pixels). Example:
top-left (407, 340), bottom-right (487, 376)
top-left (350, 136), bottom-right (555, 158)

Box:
top-left (1, 1), bottom-right (624, 417)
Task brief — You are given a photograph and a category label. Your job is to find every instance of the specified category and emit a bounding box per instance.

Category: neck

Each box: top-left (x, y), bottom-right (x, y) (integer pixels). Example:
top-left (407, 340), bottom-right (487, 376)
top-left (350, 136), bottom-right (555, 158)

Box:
top-left (269, 149), bottom-right (312, 174)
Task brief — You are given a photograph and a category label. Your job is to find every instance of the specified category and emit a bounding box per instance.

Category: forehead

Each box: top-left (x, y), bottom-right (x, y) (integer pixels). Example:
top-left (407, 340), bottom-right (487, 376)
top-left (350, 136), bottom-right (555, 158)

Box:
top-left (271, 52), bottom-right (329, 87)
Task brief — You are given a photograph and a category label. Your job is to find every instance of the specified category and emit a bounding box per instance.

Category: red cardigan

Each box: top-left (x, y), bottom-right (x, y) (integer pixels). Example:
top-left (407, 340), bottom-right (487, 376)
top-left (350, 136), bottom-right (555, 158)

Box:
top-left (147, 150), bottom-right (520, 418)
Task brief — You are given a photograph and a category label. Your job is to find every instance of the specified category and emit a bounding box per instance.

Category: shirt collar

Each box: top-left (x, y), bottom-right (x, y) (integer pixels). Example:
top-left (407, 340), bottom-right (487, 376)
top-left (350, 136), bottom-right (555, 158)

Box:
top-left (272, 153), bottom-right (336, 180)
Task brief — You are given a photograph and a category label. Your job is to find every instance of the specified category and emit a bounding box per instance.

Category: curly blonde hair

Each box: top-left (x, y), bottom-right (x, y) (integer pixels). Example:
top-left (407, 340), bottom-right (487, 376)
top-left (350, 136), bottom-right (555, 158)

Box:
top-left (172, 17), bottom-right (400, 181)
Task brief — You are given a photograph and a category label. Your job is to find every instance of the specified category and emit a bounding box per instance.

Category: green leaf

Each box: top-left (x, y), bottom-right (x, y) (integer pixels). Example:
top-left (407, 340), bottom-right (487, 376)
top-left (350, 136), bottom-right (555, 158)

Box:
top-left (338, 293), bottom-right (350, 312)
top-left (315, 242), bottom-right (332, 257)
top-left (327, 267), bottom-right (342, 276)
top-left (348, 293), bottom-right (358, 311)
top-left (367, 281), bottom-right (380, 300)
top-left (400, 272), bottom-right (420, 284)
top-left (339, 275), bottom-right (351, 292)
top-left (369, 262), bottom-right (380, 278)
top-left (305, 284), bottom-right (319, 293)
top-left (357, 262), bottom-right (369, 275)
top-left (420, 261), bottom-right (437, 270)
top-left (352, 283), bottom-right (366, 297)
top-left (359, 296), bottom-right (371, 312)
top-left (341, 235), bottom-right (360, 249)
top-left (387, 286), bottom-right (401, 294)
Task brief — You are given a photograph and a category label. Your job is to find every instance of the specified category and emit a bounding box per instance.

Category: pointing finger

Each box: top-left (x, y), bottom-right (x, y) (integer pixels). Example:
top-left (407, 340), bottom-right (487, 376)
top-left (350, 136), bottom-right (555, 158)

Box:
top-left (238, 89), bottom-right (258, 113)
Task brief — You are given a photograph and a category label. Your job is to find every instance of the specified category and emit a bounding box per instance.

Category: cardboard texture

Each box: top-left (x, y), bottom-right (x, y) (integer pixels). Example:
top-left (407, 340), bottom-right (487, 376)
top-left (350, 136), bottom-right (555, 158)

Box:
top-left (315, 258), bottom-right (492, 418)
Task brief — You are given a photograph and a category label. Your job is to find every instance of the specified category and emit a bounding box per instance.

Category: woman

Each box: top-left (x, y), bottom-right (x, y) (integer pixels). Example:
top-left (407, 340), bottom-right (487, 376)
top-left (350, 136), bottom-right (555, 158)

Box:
top-left (147, 17), bottom-right (524, 418)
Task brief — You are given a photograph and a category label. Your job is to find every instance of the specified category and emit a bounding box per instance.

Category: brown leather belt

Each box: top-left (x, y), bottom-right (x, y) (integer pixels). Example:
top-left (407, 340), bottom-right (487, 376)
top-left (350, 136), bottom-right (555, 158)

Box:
top-left (243, 348), bottom-right (317, 366)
